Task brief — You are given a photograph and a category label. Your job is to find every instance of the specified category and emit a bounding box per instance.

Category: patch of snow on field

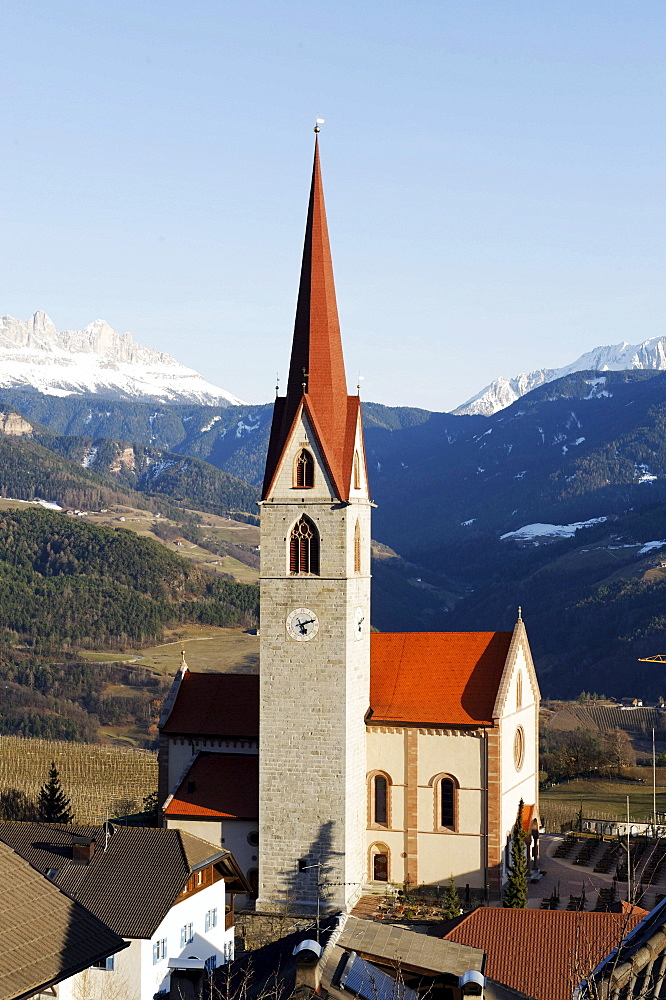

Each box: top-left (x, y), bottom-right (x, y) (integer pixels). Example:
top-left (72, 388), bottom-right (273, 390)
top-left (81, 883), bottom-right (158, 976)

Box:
top-left (639, 540), bottom-right (666, 555)
top-left (201, 415), bottom-right (222, 433)
top-left (500, 517), bottom-right (608, 542)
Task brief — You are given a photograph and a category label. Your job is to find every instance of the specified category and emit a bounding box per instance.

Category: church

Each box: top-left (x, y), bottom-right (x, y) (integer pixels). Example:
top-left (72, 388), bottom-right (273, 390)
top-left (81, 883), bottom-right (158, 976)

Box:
top-left (158, 132), bottom-right (540, 912)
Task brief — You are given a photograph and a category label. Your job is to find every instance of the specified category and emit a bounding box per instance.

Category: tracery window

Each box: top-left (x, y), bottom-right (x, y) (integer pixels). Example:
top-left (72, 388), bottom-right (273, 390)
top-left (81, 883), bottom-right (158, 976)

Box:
top-left (354, 520), bottom-right (361, 574)
top-left (289, 515), bottom-right (320, 575)
top-left (294, 449), bottom-right (314, 489)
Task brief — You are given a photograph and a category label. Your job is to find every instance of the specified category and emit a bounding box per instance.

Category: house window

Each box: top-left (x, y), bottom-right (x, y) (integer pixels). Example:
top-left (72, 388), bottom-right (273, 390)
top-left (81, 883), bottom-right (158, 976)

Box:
top-left (368, 771), bottom-right (391, 827)
top-left (92, 956), bottom-right (115, 971)
top-left (354, 520), bottom-right (361, 574)
top-left (353, 451), bottom-right (361, 490)
top-left (196, 871), bottom-right (203, 886)
top-left (205, 956), bottom-right (217, 974)
top-left (516, 671), bottom-right (523, 710)
top-left (433, 774), bottom-right (458, 830)
top-left (289, 515), bottom-right (320, 575)
top-left (153, 939), bottom-right (167, 965)
top-left (205, 908), bottom-right (217, 932)
top-left (294, 449), bottom-right (315, 489)
top-left (180, 923), bottom-right (194, 946)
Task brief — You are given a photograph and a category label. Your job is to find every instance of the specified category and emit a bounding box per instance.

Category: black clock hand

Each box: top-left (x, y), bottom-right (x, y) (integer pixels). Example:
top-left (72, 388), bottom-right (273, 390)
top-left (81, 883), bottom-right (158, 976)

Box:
top-left (297, 618), bottom-right (316, 631)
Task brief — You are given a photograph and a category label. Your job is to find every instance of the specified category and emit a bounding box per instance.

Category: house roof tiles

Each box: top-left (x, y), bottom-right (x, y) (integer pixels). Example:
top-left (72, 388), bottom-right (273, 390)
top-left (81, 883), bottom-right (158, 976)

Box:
top-left (442, 907), bottom-right (645, 1000)
top-left (0, 840), bottom-right (126, 1000)
top-left (0, 823), bottom-right (239, 939)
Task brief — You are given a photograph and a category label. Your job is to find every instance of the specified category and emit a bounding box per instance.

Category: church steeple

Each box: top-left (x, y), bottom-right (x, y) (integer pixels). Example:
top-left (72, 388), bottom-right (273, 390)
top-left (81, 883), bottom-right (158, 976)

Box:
top-left (262, 134), bottom-right (361, 502)
top-left (286, 135), bottom-right (348, 406)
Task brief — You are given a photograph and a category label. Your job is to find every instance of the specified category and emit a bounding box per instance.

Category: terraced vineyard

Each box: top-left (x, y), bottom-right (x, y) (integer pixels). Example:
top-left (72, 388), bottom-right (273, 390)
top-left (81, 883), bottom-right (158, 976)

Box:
top-left (0, 735), bottom-right (157, 823)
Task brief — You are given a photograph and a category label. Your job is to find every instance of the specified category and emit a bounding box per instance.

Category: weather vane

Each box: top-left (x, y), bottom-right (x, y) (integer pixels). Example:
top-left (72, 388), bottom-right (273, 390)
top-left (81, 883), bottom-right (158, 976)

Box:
top-left (314, 117), bottom-right (325, 133)
top-left (356, 374), bottom-right (365, 396)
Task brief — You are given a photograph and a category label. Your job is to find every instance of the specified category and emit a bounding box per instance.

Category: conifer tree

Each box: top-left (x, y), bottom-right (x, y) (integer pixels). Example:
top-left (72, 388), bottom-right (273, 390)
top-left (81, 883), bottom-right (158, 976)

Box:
top-left (503, 799), bottom-right (528, 908)
top-left (442, 875), bottom-right (461, 919)
top-left (37, 762), bottom-right (73, 824)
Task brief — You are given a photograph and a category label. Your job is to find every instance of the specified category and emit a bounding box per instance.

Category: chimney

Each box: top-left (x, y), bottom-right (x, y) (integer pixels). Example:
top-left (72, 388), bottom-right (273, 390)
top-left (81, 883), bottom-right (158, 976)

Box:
top-left (293, 939), bottom-right (323, 992)
top-left (72, 836), bottom-right (95, 864)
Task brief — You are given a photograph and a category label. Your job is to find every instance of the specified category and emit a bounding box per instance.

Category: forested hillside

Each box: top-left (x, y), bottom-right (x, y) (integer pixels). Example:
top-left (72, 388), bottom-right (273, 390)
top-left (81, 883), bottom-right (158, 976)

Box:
top-left (35, 434), bottom-right (259, 516)
top-left (0, 508), bottom-right (258, 647)
top-left (0, 508), bottom-right (258, 743)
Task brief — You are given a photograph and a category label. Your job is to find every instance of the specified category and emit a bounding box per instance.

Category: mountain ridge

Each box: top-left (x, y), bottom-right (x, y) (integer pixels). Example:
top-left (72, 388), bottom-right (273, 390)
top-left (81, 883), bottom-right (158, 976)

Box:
top-left (0, 312), bottom-right (245, 406)
top-left (454, 335), bottom-right (666, 416)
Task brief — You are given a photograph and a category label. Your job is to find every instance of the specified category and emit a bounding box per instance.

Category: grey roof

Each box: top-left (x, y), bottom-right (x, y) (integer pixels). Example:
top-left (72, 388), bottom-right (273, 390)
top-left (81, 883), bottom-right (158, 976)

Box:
top-left (0, 822), bottom-right (238, 939)
top-left (215, 913), bottom-right (485, 1000)
top-left (335, 916), bottom-right (484, 977)
top-left (0, 840), bottom-right (127, 1000)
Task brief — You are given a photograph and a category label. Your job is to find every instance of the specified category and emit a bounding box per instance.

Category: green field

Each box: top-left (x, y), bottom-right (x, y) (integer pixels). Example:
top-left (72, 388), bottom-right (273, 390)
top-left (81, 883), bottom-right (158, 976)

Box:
top-left (541, 769), bottom-right (666, 830)
top-left (81, 624), bottom-right (259, 675)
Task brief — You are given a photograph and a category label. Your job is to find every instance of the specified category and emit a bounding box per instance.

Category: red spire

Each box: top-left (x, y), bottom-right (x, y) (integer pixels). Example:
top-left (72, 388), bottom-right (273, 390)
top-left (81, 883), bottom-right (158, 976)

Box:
top-left (263, 135), bottom-right (361, 501)
top-left (286, 135), bottom-right (348, 407)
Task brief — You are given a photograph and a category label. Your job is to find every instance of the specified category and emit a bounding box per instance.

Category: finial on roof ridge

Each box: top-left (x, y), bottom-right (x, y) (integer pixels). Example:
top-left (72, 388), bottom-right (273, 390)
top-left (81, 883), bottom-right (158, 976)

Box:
top-left (517, 606), bottom-right (522, 622)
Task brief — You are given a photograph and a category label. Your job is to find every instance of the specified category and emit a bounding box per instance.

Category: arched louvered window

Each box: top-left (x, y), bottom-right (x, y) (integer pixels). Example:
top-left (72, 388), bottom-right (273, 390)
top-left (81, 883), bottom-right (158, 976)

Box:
top-left (432, 773), bottom-right (458, 830)
top-left (516, 671), bottom-right (523, 711)
top-left (289, 515), bottom-right (320, 575)
top-left (374, 775), bottom-right (388, 825)
top-left (353, 450), bottom-right (361, 490)
top-left (354, 520), bottom-right (361, 574)
top-left (294, 449), bottom-right (314, 489)
top-left (368, 770), bottom-right (391, 828)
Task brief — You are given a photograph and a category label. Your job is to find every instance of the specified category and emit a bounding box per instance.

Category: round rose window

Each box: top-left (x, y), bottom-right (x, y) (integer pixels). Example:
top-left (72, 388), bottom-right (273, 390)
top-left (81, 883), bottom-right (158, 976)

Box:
top-left (514, 726), bottom-right (525, 771)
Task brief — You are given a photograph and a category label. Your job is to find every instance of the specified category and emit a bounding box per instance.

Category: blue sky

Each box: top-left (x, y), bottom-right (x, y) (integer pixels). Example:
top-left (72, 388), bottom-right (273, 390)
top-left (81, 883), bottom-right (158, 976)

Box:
top-left (1, 1), bottom-right (664, 410)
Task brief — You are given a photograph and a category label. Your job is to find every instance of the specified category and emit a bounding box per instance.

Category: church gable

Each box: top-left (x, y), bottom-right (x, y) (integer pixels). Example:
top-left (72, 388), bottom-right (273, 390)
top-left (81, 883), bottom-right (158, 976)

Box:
top-left (263, 402), bottom-right (339, 501)
top-left (491, 618), bottom-right (541, 721)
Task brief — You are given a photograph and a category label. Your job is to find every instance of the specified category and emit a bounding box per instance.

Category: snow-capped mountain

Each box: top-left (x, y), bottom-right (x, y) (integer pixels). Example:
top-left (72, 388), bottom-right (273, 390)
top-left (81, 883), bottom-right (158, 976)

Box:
top-left (0, 312), bottom-right (245, 405)
top-left (453, 336), bottom-right (666, 416)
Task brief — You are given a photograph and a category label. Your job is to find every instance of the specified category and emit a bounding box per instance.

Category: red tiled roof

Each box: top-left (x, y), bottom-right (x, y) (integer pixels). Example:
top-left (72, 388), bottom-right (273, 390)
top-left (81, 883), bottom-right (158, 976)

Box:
top-left (165, 753), bottom-right (258, 819)
top-left (442, 908), bottom-right (645, 1000)
top-left (369, 632), bottom-right (513, 726)
top-left (161, 673), bottom-right (259, 737)
top-left (262, 136), bottom-right (359, 502)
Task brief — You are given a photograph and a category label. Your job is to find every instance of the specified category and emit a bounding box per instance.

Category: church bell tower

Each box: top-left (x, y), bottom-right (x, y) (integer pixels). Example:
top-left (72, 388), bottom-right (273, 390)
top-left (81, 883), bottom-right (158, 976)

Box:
top-left (257, 132), bottom-right (371, 913)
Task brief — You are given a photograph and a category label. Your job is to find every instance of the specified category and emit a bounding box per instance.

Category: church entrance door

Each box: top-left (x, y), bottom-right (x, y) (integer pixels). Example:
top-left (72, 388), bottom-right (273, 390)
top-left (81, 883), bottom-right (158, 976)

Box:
top-left (373, 853), bottom-right (388, 881)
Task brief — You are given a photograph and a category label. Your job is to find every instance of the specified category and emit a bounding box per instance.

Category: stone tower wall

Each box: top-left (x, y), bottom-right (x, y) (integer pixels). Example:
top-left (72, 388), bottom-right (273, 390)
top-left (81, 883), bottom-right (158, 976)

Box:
top-left (257, 409), bottom-right (371, 912)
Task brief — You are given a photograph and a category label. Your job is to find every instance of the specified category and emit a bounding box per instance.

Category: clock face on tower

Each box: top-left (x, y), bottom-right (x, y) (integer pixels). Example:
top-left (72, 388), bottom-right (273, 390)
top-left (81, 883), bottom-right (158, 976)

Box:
top-left (286, 607), bottom-right (320, 641)
top-left (354, 606), bottom-right (365, 640)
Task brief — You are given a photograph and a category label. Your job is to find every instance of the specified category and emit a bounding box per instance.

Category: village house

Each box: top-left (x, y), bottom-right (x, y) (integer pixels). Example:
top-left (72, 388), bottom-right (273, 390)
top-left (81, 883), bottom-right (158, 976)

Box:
top-left (0, 822), bottom-right (250, 1000)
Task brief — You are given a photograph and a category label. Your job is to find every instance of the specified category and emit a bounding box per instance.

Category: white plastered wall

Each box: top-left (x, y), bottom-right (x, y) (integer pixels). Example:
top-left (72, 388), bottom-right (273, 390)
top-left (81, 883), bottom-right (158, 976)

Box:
top-left (365, 727), bottom-right (487, 888)
top-left (497, 637), bottom-right (540, 876)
